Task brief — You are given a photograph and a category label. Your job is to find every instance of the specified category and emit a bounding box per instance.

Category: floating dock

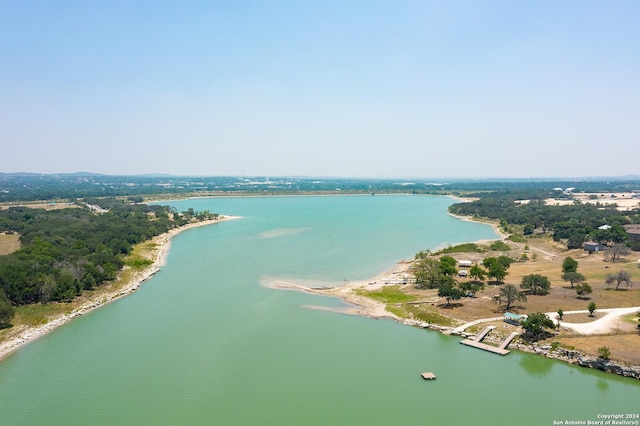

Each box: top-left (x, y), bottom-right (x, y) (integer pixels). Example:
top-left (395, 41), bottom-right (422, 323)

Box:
top-left (421, 372), bottom-right (436, 380)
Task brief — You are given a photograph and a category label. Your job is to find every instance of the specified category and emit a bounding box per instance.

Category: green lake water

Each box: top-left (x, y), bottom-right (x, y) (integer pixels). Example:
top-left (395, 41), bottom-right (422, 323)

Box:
top-left (0, 195), bottom-right (638, 425)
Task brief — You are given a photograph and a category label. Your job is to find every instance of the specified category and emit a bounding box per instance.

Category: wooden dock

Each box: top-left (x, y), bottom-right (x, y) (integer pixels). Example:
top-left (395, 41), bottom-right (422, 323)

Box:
top-left (459, 326), bottom-right (518, 356)
top-left (498, 332), bottom-right (519, 350)
top-left (473, 326), bottom-right (495, 342)
top-left (460, 339), bottom-right (510, 355)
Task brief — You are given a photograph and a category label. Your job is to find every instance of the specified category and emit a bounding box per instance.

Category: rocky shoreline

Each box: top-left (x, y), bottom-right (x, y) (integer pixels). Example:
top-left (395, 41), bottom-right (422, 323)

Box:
top-left (396, 319), bottom-right (640, 381)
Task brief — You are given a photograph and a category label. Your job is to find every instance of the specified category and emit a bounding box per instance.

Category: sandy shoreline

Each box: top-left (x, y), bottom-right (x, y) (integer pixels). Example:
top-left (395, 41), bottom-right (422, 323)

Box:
top-left (0, 215), bottom-right (239, 361)
top-left (263, 208), bottom-right (505, 322)
top-left (261, 260), bottom-right (413, 321)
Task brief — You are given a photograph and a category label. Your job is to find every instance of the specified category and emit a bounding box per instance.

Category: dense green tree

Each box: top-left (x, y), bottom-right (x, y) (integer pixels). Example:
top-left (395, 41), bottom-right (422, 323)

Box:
top-left (494, 284), bottom-right (527, 311)
top-left (562, 271), bottom-right (586, 288)
top-left (469, 264), bottom-right (486, 282)
top-left (482, 256), bottom-right (513, 284)
top-left (437, 282), bottom-right (463, 306)
top-left (0, 201), bottom-right (215, 306)
top-left (412, 255), bottom-right (458, 289)
top-left (438, 255), bottom-right (458, 276)
top-left (588, 302), bottom-right (597, 317)
top-left (459, 280), bottom-right (484, 297)
top-left (561, 257), bottom-right (578, 274)
top-left (448, 194), bottom-right (639, 250)
top-left (412, 258), bottom-right (442, 289)
top-left (521, 274), bottom-right (551, 295)
top-left (488, 262), bottom-right (507, 283)
top-left (576, 282), bottom-right (593, 298)
top-left (521, 312), bottom-right (555, 340)
top-left (567, 234), bottom-right (586, 250)
top-left (0, 289), bottom-right (15, 328)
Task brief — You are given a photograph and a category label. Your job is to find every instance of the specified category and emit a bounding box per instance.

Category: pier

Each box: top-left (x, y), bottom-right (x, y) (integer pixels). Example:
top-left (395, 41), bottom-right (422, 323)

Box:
top-left (459, 326), bottom-right (518, 356)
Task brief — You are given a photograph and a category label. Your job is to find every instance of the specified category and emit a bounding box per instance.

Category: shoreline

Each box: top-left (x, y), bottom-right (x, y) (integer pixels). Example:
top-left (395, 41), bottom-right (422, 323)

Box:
top-left (0, 215), bottom-right (239, 362)
top-left (266, 260), bottom-right (640, 380)
top-left (265, 211), bottom-right (640, 380)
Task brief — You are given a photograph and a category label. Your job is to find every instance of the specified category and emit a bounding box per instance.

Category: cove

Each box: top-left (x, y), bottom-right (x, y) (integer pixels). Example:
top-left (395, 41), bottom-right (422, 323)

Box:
top-left (0, 195), bottom-right (637, 425)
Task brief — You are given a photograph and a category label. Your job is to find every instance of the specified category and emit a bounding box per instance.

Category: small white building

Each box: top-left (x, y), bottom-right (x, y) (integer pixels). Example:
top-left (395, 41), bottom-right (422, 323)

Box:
top-left (458, 270), bottom-right (469, 277)
top-left (458, 260), bottom-right (472, 267)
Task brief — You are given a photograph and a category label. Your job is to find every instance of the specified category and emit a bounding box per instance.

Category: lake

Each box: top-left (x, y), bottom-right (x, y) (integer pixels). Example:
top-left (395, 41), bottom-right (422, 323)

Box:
top-left (0, 195), bottom-right (637, 425)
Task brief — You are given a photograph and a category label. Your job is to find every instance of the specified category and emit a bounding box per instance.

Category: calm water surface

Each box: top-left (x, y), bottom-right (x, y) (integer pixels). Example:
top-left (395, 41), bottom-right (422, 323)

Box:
top-left (0, 195), bottom-right (638, 425)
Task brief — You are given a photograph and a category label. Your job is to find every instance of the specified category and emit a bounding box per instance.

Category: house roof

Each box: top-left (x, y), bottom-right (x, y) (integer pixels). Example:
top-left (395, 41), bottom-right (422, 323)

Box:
top-left (623, 224), bottom-right (640, 235)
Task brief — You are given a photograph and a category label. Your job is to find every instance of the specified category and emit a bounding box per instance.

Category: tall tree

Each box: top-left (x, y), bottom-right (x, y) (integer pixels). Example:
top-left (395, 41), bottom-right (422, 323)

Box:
top-left (412, 257), bottom-right (443, 289)
top-left (494, 284), bottom-right (527, 311)
top-left (521, 274), bottom-right (551, 295)
top-left (488, 262), bottom-right (507, 284)
top-left (469, 264), bottom-right (486, 282)
top-left (521, 312), bottom-right (555, 340)
top-left (605, 270), bottom-right (633, 290)
top-left (459, 280), bottom-right (484, 297)
top-left (0, 289), bottom-right (15, 329)
top-left (562, 271), bottom-right (586, 288)
top-left (561, 257), bottom-right (578, 274)
top-left (438, 256), bottom-right (458, 276)
top-left (576, 282), bottom-right (593, 298)
top-left (483, 256), bottom-right (512, 284)
top-left (438, 282), bottom-right (462, 307)
top-left (605, 243), bottom-right (631, 262)
top-left (588, 302), bottom-right (597, 317)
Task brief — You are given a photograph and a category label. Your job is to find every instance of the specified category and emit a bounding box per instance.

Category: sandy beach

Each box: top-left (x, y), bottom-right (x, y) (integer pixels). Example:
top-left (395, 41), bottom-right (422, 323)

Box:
top-left (263, 209), bottom-right (505, 322)
top-left (262, 260), bottom-right (412, 320)
top-left (0, 215), bottom-right (239, 361)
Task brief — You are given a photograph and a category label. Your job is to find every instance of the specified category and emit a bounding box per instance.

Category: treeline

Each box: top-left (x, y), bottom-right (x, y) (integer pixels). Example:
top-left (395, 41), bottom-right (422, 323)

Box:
top-left (449, 198), bottom-right (640, 249)
top-left (3, 173), bottom-right (640, 202)
top-left (0, 199), bottom-right (216, 307)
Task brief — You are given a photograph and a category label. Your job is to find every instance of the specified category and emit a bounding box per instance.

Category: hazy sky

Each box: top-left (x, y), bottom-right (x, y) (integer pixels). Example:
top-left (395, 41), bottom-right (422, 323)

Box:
top-left (1, 1), bottom-right (638, 178)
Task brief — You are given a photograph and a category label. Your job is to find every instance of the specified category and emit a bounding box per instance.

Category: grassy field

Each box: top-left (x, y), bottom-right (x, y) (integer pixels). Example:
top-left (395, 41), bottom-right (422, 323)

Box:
top-left (0, 233), bottom-right (20, 255)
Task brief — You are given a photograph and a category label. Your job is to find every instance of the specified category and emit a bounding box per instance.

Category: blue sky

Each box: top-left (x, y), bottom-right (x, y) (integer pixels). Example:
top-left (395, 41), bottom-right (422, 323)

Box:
top-left (1, 1), bottom-right (638, 177)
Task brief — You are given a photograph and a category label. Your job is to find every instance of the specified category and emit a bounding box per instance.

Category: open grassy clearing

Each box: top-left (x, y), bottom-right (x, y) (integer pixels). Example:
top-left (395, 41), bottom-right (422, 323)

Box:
top-left (555, 334), bottom-right (640, 365)
top-left (0, 232), bottom-right (20, 255)
top-left (355, 286), bottom-right (455, 326)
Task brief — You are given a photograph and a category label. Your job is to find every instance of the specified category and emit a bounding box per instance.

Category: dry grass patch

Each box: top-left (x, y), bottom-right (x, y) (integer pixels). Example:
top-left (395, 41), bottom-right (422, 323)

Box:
top-left (0, 232), bottom-right (20, 255)
top-left (382, 235), bottom-right (640, 365)
top-left (561, 312), bottom-right (602, 323)
top-left (555, 334), bottom-right (640, 365)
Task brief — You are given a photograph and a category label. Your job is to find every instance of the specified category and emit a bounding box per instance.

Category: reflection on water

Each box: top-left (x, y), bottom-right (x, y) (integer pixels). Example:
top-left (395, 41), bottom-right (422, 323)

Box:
top-left (520, 353), bottom-right (554, 377)
top-left (596, 378), bottom-right (610, 392)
